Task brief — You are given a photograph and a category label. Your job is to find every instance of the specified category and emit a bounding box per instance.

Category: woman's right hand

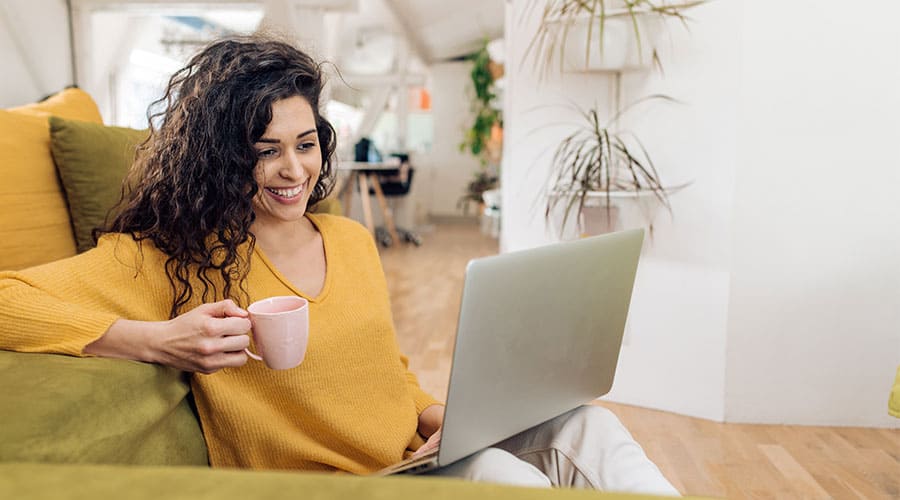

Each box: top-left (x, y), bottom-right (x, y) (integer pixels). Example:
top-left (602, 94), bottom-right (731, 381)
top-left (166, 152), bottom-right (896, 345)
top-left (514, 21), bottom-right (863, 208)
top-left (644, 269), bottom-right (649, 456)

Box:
top-left (85, 299), bottom-right (252, 374)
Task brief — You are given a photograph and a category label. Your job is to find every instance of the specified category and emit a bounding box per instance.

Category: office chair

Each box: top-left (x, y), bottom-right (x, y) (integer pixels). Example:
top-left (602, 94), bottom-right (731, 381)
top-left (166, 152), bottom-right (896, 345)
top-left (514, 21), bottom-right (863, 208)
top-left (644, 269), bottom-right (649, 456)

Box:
top-left (353, 140), bottom-right (421, 247)
top-left (371, 161), bottom-right (422, 247)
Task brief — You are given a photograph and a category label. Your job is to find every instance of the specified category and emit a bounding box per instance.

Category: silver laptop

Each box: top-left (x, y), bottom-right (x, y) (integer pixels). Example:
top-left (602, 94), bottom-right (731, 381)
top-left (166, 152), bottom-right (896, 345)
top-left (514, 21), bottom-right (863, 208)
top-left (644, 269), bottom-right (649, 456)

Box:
top-left (377, 228), bottom-right (644, 475)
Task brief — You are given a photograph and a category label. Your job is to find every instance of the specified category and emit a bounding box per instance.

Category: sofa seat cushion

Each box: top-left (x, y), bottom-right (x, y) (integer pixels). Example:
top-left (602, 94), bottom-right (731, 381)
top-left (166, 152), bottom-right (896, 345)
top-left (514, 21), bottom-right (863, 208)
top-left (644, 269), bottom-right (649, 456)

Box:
top-left (49, 116), bottom-right (147, 252)
top-left (0, 350), bottom-right (208, 466)
top-left (0, 463), bottom-right (687, 500)
top-left (0, 88), bottom-right (103, 270)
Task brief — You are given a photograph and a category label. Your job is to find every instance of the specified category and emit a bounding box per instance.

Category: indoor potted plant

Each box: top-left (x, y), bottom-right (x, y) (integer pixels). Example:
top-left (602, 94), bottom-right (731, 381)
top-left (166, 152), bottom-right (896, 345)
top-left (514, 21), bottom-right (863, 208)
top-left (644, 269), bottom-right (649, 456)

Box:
top-left (525, 0), bottom-right (707, 75)
top-left (458, 168), bottom-right (500, 216)
top-left (460, 40), bottom-right (503, 165)
top-left (544, 95), bottom-right (686, 236)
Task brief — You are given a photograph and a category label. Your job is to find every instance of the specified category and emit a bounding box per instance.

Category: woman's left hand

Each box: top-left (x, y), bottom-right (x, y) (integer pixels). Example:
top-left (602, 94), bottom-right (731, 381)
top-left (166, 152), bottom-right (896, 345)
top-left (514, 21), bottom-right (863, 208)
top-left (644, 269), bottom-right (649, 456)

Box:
top-left (412, 403), bottom-right (444, 458)
top-left (412, 428), bottom-right (441, 458)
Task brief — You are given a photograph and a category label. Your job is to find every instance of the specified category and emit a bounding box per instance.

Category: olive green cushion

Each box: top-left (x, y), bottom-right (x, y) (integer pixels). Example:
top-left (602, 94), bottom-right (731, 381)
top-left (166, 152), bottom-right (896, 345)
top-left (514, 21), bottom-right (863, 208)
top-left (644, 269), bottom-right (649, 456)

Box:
top-left (0, 351), bottom-right (207, 465)
top-left (0, 463), bottom-right (681, 500)
top-left (311, 196), bottom-right (343, 216)
top-left (48, 117), bottom-right (147, 253)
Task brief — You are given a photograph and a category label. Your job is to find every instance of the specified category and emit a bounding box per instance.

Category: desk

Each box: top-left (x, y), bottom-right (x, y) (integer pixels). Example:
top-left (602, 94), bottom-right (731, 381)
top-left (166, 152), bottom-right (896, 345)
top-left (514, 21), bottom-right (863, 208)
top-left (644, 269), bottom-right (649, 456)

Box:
top-left (334, 161), bottom-right (402, 245)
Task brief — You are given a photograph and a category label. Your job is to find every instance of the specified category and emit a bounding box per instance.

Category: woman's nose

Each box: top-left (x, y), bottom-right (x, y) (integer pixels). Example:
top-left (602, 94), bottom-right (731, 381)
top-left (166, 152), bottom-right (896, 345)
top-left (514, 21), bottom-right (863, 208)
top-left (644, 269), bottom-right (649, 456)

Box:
top-left (280, 152), bottom-right (306, 179)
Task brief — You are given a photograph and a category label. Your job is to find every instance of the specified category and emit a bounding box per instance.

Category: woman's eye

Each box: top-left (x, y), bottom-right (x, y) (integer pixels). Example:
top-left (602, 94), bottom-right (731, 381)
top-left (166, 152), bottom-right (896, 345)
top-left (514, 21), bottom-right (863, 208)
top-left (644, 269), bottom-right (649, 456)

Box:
top-left (298, 142), bottom-right (316, 152)
top-left (257, 149), bottom-right (277, 158)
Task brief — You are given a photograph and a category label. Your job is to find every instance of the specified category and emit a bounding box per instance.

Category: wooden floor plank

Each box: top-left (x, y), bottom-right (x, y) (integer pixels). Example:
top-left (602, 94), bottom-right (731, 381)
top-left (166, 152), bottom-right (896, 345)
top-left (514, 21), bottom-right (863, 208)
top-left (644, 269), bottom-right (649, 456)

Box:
top-left (758, 444), bottom-right (831, 499)
top-left (380, 220), bottom-right (900, 499)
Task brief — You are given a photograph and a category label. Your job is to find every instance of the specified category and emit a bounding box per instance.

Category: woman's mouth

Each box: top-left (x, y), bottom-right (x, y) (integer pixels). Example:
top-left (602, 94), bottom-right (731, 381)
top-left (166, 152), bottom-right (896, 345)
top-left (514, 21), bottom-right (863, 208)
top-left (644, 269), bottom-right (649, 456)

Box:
top-left (264, 181), bottom-right (307, 202)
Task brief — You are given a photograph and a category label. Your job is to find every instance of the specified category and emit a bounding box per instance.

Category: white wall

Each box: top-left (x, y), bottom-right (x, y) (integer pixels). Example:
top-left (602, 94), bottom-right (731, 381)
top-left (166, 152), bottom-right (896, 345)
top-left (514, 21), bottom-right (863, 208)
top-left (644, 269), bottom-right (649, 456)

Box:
top-left (725, 0), bottom-right (900, 427)
top-left (503, 0), bottom-right (900, 427)
top-left (503, 0), bottom-right (737, 422)
top-left (0, 0), bottom-right (73, 107)
top-left (417, 61), bottom-right (482, 217)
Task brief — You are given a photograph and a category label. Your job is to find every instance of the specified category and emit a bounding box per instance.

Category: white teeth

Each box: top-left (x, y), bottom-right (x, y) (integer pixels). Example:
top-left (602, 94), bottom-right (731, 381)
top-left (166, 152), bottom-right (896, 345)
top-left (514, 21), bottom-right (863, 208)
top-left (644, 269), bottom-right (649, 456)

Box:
top-left (267, 185), bottom-right (303, 198)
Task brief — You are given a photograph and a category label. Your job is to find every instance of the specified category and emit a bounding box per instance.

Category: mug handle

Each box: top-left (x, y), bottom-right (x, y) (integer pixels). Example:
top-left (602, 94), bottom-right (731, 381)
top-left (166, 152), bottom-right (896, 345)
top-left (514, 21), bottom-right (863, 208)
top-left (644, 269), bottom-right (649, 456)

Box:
top-left (244, 347), bottom-right (263, 362)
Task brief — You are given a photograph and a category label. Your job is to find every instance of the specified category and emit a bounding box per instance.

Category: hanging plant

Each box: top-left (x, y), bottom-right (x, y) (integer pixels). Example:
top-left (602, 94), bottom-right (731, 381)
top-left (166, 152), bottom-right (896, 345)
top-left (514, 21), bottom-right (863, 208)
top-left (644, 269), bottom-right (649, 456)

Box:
top-left (524, 0), bottom-right (707, 76)
top-left (460, 41), bottom-right (502, 165)
top-left (459, 40), bottom-right (503, 213)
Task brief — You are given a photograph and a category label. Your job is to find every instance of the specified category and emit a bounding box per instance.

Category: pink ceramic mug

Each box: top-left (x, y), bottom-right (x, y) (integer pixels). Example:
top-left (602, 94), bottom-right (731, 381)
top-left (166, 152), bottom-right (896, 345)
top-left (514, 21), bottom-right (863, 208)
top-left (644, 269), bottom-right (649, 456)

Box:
top-left (245, 296), bottom-right (309, 370)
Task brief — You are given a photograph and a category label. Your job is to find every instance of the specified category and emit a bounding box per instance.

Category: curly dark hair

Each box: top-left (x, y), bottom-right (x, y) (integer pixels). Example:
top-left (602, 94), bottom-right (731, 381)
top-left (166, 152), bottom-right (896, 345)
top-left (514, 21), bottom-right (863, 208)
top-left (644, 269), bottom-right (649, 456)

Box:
top-left (98, 34), bottom-right (337, 318)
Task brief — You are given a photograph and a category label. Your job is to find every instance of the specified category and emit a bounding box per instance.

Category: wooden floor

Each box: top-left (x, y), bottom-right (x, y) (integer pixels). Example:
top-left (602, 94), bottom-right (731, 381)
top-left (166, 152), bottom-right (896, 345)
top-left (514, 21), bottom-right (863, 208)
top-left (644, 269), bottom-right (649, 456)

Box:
top-left (379, 220), bottom-right (900, 500)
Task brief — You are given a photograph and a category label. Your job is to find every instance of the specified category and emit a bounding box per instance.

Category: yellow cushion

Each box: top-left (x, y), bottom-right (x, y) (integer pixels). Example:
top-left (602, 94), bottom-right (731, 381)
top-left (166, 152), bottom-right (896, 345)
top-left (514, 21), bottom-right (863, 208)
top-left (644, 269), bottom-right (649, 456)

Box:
top-left (0, 88), bottom-right (103, 270)
top-left (890, 366), bottom-right (900, 418)
top-left (10, 87), bottom-right (103, 121)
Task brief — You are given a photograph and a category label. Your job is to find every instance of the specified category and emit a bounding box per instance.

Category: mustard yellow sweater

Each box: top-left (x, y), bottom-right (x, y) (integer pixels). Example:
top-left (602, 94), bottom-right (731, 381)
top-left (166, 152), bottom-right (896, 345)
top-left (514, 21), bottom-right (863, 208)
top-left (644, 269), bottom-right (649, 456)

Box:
top-left (0, 214), bottom-right (439, 473)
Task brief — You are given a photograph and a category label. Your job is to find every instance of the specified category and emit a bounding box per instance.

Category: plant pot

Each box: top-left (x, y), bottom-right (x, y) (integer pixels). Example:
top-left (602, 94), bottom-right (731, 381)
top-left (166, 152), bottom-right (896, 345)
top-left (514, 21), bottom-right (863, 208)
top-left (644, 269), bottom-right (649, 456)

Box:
top-left (580, 204), bottom-right (620, 236)
top-left (552, 13), bottom-right (662, 72)
top-left (547, 184), bottom-right (688, 239)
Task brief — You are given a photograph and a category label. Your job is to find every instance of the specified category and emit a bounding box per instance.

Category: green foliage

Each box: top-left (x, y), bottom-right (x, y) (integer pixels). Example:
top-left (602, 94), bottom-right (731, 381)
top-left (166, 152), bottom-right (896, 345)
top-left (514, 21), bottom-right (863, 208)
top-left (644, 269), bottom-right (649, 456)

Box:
top-left (463, 108), bottom-right (500, 157)
top-left (460, 41), bottom-right (501, 164)
top-left (470, 46), bottom-right (495, 103)
top-left (458, 40), bottom-right (502, 214)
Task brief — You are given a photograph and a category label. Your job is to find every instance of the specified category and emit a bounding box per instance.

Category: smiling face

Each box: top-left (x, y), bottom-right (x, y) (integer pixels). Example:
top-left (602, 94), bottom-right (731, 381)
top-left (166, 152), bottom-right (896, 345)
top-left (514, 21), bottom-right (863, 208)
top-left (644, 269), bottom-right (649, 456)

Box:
top-left (251, 95), bottom-right (322, 226)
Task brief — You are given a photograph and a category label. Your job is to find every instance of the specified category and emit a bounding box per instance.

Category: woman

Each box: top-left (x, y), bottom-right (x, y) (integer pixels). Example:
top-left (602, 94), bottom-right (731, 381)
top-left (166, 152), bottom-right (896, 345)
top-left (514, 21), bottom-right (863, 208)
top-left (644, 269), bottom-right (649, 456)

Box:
top-left (0, 35), bottom-right (677, 495)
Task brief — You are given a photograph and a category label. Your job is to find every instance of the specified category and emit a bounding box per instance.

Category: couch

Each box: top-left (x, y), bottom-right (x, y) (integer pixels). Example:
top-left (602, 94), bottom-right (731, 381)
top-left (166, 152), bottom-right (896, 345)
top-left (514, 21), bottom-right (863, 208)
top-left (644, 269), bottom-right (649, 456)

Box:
top-left (0, 88), bottom-right (689, 498)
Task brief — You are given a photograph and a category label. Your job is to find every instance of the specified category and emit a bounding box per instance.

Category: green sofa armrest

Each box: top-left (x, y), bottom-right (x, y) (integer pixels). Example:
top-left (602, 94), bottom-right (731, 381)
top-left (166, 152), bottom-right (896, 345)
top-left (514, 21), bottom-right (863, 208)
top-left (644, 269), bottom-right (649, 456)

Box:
top-left (0, 351), bottom-right (207, 466)
top-left (0, 463), bottom-right (686, 500)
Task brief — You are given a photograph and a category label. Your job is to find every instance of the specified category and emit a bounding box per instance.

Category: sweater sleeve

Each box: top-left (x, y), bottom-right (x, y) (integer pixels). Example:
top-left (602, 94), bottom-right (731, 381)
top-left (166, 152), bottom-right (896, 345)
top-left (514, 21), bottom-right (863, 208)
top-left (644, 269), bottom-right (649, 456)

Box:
top-left (0, 234), bottom-right (172, 356)
top-left (400, 352), bottom-right (443, 414)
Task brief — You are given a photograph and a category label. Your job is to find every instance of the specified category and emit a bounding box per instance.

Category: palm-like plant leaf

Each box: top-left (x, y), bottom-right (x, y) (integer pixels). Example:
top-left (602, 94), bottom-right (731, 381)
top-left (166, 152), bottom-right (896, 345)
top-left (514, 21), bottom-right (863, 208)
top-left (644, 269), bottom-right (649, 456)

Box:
top-left (546, 97), bottom-right (683, 235)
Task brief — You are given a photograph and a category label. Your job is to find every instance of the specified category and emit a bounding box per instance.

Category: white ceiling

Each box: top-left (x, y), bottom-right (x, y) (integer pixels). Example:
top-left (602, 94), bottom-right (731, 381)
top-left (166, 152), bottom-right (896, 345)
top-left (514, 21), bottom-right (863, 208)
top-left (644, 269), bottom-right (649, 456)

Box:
top-left (32, 0), bottom-right (505, 100)
top-left (101, 0), bottom-right (503, 68)
top-left (387, 0), bottom-right (505, 62)
top-left (286, 0), bottom-right (506, 78)
top-left (271, 0), bottom-right (505, 68)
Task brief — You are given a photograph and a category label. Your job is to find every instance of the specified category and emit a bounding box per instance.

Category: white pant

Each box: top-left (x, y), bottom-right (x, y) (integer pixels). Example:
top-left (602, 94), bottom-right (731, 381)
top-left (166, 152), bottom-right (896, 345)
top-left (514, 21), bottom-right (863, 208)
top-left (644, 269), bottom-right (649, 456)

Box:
top-left (429, 405), bottom-right (680, 496)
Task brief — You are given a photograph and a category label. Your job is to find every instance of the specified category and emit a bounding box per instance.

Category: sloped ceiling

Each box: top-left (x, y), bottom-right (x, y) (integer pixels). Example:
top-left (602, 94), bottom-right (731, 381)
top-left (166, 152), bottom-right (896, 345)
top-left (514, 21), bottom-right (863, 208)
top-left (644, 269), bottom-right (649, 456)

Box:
top-left (386, 0), bottom-right (504, 62)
